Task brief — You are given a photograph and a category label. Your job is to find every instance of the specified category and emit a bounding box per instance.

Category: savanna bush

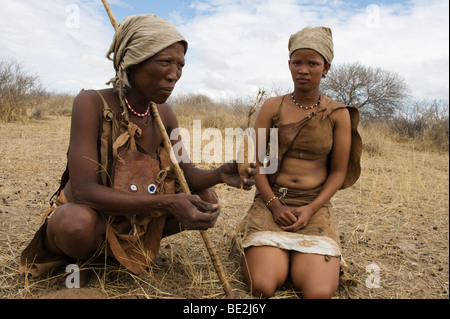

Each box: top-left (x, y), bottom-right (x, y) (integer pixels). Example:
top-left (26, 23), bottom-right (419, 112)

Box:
top-left (389, 99), bottom-right (449, 153)
top-left (0, 58), bottom-right (74, 122)
top-left (2, 57), bottom-right (447, 154)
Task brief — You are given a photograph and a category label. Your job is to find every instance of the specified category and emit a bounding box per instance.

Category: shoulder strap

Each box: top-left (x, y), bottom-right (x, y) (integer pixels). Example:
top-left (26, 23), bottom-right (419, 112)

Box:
top-left (319, 95), bottom-right (347, 119)
top-left (276, 95), bottom-right (287, 118)
top-left (94, 90), bottom-right (108, 108)
top-left (272, 95), bottom-right (287, 128)
top-left (94, 90), bottom-right (117, 186)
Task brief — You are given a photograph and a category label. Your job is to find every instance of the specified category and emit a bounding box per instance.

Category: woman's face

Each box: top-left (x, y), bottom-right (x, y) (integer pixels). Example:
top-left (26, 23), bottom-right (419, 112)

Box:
top-left (129, 42), bottom-right (186, 104)
top-left (289, 49), bottom-right (330, 93)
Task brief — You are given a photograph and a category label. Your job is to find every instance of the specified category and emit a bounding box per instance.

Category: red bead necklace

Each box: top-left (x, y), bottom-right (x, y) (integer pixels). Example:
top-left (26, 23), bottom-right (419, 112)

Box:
top-left (124, 96), bottom-right (151, 117)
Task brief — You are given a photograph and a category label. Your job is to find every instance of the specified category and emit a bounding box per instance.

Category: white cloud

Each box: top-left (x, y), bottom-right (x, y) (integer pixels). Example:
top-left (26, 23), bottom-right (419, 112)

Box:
top-left (0, 0), bottom-right (115, 93)
top-left (0, 0), bottom-right (448, 101)
top-left (108, 0), bottom-right (133, 9)
top-left (331, 0), bottom-right (449, 100)
top-left (175, 0), bottom-right (449, 101)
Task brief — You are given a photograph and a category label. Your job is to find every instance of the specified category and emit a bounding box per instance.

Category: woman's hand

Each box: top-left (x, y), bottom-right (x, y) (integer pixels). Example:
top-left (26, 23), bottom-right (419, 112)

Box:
top-left (281, 205), bottom-right (314, 232)
top-left (268, 200), bottom-right (297, 227)
top-left (219, 161), bottom-right (257, 190)
top-left (165, 193), bottom-right (220, 231)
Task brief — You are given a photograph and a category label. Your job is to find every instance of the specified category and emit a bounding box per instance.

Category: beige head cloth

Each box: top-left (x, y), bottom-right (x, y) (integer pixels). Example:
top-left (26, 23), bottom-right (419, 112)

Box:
top-left (105, 15), bottom-right (187, 159)
top-left (106, 14), bottom-right (187, 95)
top-left (288, 26), bottom-right (334, 63)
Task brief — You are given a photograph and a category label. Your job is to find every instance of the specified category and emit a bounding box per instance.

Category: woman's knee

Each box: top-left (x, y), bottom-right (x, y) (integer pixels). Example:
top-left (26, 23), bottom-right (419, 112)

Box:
top-left (248, 279), bottom-right (278, 298)
top-left (242, 247), bottom-right (289, 298)
top-left (242, 261), bottom-right (276, 298)
top-left (291, 266), bottom-right (339, 299)
top-left (48, 203), bottom-right (105, 257)
top-left (291, 253), bottom-right (340, 299)
top-left (57, 205), bottom-right (99, 238)
top-left (297, 282), bottom-right (338, 299)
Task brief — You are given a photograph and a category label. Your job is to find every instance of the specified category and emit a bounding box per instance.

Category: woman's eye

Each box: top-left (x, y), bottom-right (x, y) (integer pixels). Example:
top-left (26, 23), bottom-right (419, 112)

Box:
top-left (157, 60), bottom-right (171, 66)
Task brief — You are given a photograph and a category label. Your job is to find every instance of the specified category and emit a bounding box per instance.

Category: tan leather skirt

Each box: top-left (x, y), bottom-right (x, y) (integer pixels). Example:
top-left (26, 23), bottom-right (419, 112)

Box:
top-left (237, 184), bottom-right (341, 257)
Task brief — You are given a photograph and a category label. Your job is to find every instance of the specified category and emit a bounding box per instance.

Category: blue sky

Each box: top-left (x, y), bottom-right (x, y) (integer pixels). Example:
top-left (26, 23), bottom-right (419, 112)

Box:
top-left (108, 0), bottom-right (400, 20)
top-left (107, 0), bottom-right (409, 26)
top-left (0, 0), bottom-right (448, 102)
top-left (108, 0), bottom-right (197, 21)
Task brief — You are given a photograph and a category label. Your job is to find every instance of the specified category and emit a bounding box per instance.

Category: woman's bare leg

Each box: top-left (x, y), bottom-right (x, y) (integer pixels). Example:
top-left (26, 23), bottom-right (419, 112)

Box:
top-left (43, 203), bottom-right (107, 287)
top-left (291, 252), bottom-right (340, 299)
top-left (242, 246), bottom-right (289, 298)
top-left (44, 203), bottom-right (106, 260)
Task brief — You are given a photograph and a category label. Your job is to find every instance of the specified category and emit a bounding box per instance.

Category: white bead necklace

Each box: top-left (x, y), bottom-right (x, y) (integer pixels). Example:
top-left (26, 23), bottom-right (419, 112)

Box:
top-left (291, 93), bottom-right (321, 110)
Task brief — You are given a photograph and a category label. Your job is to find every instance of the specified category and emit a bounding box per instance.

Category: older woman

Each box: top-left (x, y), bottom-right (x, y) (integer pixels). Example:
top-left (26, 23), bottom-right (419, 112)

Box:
top-left (238, 26), bottom-right (362, 299)
top-left (20, 15), bottom-right (255, 281)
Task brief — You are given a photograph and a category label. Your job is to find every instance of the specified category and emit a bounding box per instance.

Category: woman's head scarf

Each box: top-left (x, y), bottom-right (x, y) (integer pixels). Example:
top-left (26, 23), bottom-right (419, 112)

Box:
top-left (106, 14), bottom-right (187, 115)
top-left (288, 26), bottom-right (334, 63)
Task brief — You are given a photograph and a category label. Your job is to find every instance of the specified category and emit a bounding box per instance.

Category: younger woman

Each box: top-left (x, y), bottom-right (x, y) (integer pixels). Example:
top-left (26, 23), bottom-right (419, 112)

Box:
top-left (239, 26), bottom-right (362, 299)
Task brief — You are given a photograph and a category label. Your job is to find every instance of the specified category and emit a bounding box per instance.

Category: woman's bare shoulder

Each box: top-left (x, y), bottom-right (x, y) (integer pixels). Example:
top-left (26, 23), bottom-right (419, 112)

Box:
top-left (265, 95), bottom-right (285, 106)
top-left (260, 95), bottom-right (285, 115)
top-left (73, 89), bottom-right (103, 107)
top-left (254, 95), bottom-right (286, 129)
top-left (70, 89), bottom-right (110, 126)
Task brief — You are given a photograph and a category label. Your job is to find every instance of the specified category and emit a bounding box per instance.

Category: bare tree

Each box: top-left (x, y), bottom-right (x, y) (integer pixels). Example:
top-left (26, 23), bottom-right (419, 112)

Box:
top-left (321, 62), bottom-right (409, 121)
top-left (246, 88), bottom-right (267, 128)
top-left (0, 58), bottom-right (45, 122)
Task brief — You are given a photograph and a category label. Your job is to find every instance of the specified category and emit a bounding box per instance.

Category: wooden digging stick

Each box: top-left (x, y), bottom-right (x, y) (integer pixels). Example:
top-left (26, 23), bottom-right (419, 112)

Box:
top-left (101, 0), bottom-right (118, 30)
top-left (150, 103), bottom-right (233, 298)
top-left (100, 0), bottom-right (233, 298)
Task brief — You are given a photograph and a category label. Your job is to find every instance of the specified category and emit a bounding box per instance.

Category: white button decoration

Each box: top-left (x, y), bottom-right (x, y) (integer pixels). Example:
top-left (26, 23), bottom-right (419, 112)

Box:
top-left (147, 184), bottom-right (156, 194)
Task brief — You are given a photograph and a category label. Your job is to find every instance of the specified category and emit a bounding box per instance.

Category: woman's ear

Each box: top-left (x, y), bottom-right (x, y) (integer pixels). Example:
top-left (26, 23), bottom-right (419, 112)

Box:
top-left (323, 62), bottom-right (331, 78)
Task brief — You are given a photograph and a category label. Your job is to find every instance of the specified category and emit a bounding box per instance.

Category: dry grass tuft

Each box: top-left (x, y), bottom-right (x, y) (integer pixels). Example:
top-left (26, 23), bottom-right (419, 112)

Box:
top-left (0, 112), bottom-right (448, 299)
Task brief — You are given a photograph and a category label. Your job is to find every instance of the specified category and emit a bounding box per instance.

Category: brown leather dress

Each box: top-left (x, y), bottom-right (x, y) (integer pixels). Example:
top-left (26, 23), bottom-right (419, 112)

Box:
top-left (20, 91), bottom-right (177, 277)
top-left (237, 95), bottom-right (362, 259)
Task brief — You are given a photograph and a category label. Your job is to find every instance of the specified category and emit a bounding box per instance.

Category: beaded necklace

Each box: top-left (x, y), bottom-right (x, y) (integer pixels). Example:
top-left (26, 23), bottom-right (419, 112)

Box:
top-left (123, 96), bottom-right (151, 126)
top-left (291, 93), bottom-right (321, 110)
top-left (124, 96), bottom-right (151, 117)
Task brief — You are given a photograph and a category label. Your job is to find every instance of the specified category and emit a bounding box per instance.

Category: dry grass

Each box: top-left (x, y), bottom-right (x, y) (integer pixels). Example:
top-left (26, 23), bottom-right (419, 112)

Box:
top-left (0, 114), bottom-right (448, 299)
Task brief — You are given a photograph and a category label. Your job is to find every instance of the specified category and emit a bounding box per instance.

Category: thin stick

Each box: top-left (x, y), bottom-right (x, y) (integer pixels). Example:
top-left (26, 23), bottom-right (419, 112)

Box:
top-left (100, 0), bottom-right (233, 298)
top-left (150, 102), bottom-right (233, 298)
top-left (101, 0), bottom-right (119, 30)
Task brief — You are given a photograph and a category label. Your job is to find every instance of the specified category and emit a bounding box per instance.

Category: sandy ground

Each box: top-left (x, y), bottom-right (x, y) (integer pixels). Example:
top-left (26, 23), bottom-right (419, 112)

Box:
top-left (0, 116), bottom-right (448, 299)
